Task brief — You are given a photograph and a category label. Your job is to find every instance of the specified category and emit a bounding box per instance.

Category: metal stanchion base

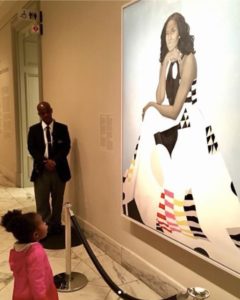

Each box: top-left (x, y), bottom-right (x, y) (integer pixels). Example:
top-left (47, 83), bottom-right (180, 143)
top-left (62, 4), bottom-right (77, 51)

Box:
top-left (54, 272), bottom-right (88, 292)
top-left (187, 287), bottom-right (210, 299)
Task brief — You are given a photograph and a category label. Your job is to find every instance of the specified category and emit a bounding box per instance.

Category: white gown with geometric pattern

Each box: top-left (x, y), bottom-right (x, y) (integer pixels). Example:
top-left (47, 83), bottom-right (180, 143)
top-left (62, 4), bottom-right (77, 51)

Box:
top-left (122, 65), bottom-right (240, 275)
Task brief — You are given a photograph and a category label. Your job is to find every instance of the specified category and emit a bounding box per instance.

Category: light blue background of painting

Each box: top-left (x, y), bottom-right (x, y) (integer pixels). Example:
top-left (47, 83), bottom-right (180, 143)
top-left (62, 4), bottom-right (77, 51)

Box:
top-left (122, 0), bottom-right (240, 197)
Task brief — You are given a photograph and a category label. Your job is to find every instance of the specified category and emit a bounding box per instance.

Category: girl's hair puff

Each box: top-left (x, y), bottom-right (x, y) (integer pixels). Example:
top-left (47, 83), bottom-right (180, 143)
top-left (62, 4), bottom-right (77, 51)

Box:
top-left (1, 209), bottom-right (38, 243)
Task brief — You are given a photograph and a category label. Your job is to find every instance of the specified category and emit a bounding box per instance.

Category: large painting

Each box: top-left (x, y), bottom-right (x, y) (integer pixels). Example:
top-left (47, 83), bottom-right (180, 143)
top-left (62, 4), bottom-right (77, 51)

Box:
top-left (122, 0), bottom-right (240, 278)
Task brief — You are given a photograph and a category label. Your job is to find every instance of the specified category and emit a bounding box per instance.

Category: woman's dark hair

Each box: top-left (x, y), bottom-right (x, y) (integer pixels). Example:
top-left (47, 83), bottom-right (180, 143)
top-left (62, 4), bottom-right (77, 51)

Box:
top-left (1, 210), bottom-right (38, 243)
top-left (160, 12), bottom-right (195, 63)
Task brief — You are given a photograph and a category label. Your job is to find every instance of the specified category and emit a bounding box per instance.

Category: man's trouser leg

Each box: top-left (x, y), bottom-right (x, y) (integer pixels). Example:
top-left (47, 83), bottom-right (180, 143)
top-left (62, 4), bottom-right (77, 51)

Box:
top-left (50, 171), bottom-right (66, 227)
top-left (34, 170), bottom-right (51, 223)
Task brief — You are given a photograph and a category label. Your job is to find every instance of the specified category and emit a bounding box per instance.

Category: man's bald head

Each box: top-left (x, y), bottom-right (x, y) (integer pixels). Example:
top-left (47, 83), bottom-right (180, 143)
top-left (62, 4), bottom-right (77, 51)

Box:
top-left (37, 101), bottom-right (52, 111)
top-left (37, 101), bottom-right (53, 125)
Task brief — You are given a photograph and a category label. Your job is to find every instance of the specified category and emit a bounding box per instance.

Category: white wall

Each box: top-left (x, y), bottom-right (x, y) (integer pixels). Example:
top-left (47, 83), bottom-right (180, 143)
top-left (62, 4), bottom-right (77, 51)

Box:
top-left (40, 1), bottom-right (239, 299)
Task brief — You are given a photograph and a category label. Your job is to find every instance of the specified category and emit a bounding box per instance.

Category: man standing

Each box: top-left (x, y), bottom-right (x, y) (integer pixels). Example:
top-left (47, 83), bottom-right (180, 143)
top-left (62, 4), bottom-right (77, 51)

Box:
top-left (28, 101), bottom-right (71, 234)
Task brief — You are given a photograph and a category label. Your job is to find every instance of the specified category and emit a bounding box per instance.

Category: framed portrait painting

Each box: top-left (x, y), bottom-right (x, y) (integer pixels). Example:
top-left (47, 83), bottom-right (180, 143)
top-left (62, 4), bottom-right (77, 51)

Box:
top-left (122, 0), bottom-right (240, 278)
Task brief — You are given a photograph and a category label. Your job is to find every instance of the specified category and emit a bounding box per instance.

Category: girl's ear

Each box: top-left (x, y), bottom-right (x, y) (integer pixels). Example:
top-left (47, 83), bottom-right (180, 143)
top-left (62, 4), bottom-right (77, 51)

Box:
top-left (33, 230), bottom-right (39, 241)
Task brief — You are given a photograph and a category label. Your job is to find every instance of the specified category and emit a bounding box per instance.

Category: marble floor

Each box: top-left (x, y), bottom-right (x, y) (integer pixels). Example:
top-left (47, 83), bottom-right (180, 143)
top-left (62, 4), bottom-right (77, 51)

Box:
top-left (0, 182), bottom-right (162, 300)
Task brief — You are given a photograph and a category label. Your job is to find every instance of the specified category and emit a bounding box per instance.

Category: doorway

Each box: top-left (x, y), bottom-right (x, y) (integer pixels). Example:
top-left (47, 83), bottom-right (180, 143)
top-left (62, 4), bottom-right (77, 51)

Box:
top-left (13, 2), bottom-right (42, 187)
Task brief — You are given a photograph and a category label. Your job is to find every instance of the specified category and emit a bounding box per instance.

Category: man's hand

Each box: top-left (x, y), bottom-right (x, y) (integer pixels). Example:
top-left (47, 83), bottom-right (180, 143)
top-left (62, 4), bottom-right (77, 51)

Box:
top-left (44, 159), bottom-right (56, 172)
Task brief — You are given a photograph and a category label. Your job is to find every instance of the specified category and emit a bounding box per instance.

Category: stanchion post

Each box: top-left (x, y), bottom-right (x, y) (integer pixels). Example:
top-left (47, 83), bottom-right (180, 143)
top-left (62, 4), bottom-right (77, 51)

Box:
top-left (53, 202), bottom-right (88, 292)
top-left (65, 202), bottom-right (71, 281)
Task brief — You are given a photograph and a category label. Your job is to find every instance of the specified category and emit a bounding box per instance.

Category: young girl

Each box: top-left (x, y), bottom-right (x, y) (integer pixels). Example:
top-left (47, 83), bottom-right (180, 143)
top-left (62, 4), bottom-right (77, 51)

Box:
top-left (1, 209), bottom-right (59, 300)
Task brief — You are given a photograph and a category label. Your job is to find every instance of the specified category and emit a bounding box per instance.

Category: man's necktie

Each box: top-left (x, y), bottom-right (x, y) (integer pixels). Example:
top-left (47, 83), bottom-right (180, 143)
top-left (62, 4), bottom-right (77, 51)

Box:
top-left (46, 126), bottom-right (53, 159)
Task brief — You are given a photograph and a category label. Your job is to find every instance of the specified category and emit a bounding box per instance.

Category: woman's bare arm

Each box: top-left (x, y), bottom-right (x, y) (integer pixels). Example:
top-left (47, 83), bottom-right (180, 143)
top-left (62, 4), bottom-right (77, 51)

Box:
top-left (156, 48), bottom-right (183, 104)
top-left (156, 61), bottom-right (168, 104)
top-left (151, 53), bottom-right (197, 119)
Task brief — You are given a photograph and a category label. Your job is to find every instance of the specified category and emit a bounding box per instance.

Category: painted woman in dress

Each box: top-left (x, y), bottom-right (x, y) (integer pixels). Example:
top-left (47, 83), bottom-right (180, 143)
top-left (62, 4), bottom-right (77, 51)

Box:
top-left (123, 13), bottom-right (240, 272)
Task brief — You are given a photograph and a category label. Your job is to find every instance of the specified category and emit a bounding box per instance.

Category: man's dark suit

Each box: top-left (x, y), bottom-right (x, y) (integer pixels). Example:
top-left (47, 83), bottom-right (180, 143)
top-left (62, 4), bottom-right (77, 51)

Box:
top-left (28, 121), bottom-right (71, 182)
top-left (28, 121), bottom-right (71, 229)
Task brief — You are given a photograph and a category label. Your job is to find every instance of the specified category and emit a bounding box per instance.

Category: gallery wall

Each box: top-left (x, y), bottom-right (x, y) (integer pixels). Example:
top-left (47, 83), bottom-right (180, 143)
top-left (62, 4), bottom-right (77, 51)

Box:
top-left (40, 1), bottom-right (239, 299)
